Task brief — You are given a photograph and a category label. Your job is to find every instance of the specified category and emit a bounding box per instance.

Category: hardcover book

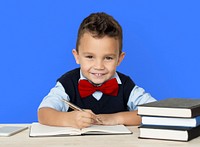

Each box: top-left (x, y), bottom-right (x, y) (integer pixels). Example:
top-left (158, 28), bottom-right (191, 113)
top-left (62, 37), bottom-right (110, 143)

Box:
top-left (139, 125), bottom-right (200, 141)
top-left (141, 116), bottom-right (200, 127)
top-left (138, 98), bottom-right (200, 118)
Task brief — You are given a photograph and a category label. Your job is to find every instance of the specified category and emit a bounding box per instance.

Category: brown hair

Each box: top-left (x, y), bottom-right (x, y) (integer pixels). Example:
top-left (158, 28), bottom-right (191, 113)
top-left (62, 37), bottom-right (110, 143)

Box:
top-left (76, 12), bottom-right (123, 54)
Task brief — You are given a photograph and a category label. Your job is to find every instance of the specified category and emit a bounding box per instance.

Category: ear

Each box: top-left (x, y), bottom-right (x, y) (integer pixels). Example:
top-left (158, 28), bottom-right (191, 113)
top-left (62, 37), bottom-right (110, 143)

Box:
top-left (72, 49), bottom-right (80, 64)
top-left (117, 52), bottom-right (125, 66)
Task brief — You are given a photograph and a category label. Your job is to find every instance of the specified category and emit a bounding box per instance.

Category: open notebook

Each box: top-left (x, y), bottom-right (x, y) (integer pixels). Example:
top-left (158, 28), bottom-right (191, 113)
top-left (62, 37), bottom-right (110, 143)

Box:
top-left (29, 122), bottom-right (132, 137)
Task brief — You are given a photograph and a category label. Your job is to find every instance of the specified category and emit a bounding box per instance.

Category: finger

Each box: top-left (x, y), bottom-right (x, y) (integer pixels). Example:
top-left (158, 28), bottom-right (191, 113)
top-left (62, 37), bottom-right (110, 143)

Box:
top-left (82, 111), bottom-right (96, 120)
top-left (96, 117), bottom-right (103, 124)
top-left (84, 109), bottom-right (95, 115)
top-left (81, 115), bottom-right (95, 124)
top-left (79, 121), bottom-right (93, 128)
top-left (77, 117), bottom-right (94, 128)
top-left (76, 110), bottom-right (97, 126)
top-left (93, 115), bottom-right (103, 124)
top-left (83, 111), bottom-right (103, 124)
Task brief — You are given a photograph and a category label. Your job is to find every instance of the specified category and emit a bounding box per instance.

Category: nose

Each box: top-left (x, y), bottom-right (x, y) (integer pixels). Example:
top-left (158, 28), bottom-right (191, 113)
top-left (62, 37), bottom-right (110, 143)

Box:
top-left (94, 59), bottom-right (105, 70)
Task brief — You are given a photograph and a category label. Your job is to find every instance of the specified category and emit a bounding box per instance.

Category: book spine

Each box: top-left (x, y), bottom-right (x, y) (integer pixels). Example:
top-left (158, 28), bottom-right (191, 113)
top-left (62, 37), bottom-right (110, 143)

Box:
top-left (187, 125), bottom-right (200, 141)
top-left (191, 106), bottom-right (200, 117)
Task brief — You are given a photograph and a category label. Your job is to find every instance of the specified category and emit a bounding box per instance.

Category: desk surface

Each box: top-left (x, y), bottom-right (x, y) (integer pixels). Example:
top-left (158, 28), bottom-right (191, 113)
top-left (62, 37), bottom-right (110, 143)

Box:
top-left (0, 124), bottom-right (200, 147)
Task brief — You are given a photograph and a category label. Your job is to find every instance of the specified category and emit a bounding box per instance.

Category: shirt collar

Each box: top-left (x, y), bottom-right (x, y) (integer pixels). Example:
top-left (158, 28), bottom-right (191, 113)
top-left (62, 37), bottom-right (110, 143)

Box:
top-left (79, 70), bottom-right (122, 84)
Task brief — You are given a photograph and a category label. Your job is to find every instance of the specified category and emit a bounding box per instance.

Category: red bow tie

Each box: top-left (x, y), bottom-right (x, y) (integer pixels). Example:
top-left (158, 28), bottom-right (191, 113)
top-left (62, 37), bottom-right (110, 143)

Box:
top-left (78, 78), bottom-right (119, 98)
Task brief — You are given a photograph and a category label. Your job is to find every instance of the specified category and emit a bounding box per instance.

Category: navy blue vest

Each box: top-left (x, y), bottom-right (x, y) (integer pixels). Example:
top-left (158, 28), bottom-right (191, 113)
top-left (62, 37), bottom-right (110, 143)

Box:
top-left (57, 68), bottom-right (135, 114)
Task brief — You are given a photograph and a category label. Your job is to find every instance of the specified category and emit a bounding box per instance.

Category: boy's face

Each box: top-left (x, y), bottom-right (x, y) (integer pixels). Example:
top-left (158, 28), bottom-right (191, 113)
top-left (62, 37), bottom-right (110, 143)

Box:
top-left (73, 33), bottom-right (125, 85)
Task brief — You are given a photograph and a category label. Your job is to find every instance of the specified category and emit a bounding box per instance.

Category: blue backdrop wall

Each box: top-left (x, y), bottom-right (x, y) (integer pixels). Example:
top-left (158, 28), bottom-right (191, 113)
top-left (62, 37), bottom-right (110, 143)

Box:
top-left (0, 0), bottom-right (200, 123)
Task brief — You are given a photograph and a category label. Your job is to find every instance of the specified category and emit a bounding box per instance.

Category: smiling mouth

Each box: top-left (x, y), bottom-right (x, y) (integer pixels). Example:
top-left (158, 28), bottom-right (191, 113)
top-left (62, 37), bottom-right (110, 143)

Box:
top-left (92, 73), bottom-right (105, 77)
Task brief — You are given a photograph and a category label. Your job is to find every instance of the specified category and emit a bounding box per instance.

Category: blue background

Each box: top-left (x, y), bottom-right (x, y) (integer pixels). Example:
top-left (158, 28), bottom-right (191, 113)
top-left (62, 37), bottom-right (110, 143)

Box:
top-left (0, 0), bottom-right (200, 123)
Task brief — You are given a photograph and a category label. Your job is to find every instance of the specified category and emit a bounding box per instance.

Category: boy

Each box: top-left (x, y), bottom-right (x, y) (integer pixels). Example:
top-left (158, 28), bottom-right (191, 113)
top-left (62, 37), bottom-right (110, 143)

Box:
top-left (38, 12), bottom-right (156, 129)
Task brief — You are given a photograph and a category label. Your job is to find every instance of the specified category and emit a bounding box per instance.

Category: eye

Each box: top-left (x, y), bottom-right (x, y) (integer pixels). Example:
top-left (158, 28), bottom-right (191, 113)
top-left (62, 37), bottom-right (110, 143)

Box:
top-left (105, 56), bottom-right (113, 60)
top-left (85, 55), bottom-right (93, 59)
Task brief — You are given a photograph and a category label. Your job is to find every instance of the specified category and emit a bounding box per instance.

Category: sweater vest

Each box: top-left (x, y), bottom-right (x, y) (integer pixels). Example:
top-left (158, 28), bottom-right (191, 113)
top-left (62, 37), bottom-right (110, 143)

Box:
top-left (57, 68), bottom-right (135, 114)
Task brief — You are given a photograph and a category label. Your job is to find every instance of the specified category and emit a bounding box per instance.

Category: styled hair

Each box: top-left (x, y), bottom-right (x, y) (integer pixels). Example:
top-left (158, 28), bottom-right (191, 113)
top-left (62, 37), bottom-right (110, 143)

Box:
top-left (76, 12), bottom-right (123, 54)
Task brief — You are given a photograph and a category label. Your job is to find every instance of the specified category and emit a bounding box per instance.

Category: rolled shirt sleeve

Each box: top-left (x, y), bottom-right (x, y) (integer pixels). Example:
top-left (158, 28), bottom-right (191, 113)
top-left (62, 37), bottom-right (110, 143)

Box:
top-left (127, 85), bottom-right (156, 110)
top-left (38, 82), bottom-right (70, 112)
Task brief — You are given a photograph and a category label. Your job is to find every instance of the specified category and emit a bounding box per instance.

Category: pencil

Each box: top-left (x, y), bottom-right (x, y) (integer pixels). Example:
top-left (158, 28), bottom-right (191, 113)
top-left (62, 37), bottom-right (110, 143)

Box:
top-left (61, 98), bottom-right (83, 111)
top-left (61, 98), bottom-right (103, 123)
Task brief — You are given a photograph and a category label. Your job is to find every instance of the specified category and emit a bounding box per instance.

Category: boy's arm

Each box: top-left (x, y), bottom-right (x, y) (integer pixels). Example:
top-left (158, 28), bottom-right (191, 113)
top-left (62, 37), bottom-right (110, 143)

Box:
top-left (38, 107), bottom-right (97, 128)
top-left (96, 110), bottom-right (141, 126)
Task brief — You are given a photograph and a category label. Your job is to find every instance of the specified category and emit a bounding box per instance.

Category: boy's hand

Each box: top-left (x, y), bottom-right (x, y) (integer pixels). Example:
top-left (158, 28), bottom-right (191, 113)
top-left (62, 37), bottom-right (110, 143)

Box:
top-left (94, 114), bottom-right (119, 125)
top-left (95, 111), bottom-right (141, 126)
top-left (79, 114), bottom-right (117, 126)
top-left (70, 109), bottom-right (97, 128)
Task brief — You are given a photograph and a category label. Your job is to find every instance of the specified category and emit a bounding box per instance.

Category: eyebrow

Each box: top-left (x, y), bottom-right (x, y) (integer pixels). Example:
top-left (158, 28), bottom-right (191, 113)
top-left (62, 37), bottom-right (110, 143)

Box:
top-left (83, 52), bottom-right (117, 57)
top-left (82, 52), bottom-right (93, 55)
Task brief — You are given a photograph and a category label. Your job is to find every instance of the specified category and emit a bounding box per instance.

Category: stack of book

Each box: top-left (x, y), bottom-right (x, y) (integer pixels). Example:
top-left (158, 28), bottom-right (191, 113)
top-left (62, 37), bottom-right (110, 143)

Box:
top-left (137, 98), bottom-right (200, 141)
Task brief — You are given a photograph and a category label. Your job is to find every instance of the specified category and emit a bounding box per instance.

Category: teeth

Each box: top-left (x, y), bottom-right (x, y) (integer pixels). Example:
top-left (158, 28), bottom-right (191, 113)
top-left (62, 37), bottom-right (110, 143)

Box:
top-left (95, 73), bottom-right (102, 77)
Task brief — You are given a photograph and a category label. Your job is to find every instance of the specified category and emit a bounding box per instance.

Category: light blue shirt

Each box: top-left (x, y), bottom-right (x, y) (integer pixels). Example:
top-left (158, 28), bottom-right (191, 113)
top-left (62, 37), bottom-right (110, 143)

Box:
top-left (38, 72), bottom-right (156, 112)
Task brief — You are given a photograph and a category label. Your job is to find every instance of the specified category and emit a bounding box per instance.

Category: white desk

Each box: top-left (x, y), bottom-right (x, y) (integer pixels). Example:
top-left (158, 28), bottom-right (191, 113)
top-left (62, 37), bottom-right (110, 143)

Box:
top-left (0, 124), bottom-right (200, 147)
